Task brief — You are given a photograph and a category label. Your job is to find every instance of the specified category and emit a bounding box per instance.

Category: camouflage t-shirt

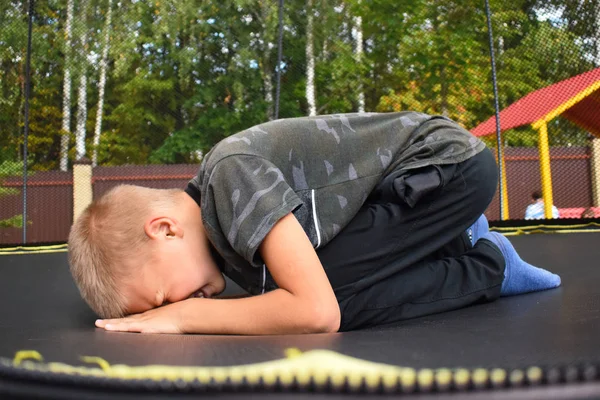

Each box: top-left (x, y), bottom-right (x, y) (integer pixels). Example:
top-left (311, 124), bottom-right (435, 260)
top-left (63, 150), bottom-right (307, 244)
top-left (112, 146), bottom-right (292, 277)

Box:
top-left (185, 112), bottom-right (484, 295)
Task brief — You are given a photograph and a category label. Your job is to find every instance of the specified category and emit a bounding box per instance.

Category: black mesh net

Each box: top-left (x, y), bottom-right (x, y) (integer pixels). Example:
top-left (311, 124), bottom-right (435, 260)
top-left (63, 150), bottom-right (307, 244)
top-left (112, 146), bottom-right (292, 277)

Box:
top-left (1, 0), bottom-right (599, 245)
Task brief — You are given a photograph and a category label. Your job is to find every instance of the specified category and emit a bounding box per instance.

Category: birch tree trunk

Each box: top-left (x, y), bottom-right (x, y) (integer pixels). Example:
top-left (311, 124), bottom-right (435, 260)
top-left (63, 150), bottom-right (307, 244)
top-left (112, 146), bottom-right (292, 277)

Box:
top-left (259, 1), bottom-right (274, 120)
top-left (75, 0), bottom-right (90, 161)
top-left (305, 0), bottom-right (317, 116)
top-left (352, 4), bottom-right (365, 113)
top-left (92, 0), bottom-right (113, 167)
top-left (60, 0), bottom-right (74, 171)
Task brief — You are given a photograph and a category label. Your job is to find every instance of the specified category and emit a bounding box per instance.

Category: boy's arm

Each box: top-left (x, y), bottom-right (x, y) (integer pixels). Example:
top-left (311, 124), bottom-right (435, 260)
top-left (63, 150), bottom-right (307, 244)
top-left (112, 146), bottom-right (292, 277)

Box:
top-left (97, 213), bottom-right (341, 335)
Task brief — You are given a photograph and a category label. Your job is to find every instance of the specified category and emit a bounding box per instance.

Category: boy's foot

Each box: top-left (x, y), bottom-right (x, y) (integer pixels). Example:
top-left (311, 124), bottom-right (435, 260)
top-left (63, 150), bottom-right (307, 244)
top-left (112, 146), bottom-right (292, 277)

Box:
top-left (467, 214), bottom-right (489, 246)
top-left (483, 232), bottom-right (561, 296)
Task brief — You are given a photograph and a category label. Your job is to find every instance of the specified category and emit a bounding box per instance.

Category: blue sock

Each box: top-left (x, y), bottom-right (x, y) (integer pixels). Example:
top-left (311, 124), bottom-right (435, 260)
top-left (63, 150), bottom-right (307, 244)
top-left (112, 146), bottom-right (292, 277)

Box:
top-left (483, 232), bottom-right (561, 296)
top-left (467, 214), bottom-right (489, 246)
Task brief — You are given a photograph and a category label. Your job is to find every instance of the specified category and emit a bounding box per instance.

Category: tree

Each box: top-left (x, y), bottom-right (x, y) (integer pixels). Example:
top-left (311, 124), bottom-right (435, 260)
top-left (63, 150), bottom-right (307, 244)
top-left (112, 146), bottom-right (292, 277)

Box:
top-left (305, 0), bottom-right (317, 116)
top-left (0, 1), bottom-right (28, 164)
top-left (374, 0), bottom-right (491, 126)
top-left (538, 0), bottom-right (599, 65)
top-left (59, 0), bottom-right (74, 171)
top-left (74, 0), bottom-right (91, 161)
top-left (92, 0), bottom-right (113, 167)
top-left (3, 0), bottom-right (597, 173)
top-left (0, 0), bottom-right (67, 171)
top-left (352, 0), bottom-right (365, 113)
top-left (254, 0), bottom-right (279, 120)
top-left (148, 0), bottom-right (282, 162)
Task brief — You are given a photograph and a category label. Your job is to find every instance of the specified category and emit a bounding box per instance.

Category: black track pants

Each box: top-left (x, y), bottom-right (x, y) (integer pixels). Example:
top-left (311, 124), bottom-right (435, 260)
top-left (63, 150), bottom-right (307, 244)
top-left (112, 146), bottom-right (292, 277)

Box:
top-left (316, 147), bottom-right (506, 331)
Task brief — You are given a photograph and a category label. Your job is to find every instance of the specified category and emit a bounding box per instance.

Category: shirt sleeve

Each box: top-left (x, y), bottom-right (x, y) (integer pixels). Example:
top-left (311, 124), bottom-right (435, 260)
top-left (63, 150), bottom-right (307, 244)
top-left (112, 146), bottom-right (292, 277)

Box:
top-left (203, 155), bottom-right (303, 267)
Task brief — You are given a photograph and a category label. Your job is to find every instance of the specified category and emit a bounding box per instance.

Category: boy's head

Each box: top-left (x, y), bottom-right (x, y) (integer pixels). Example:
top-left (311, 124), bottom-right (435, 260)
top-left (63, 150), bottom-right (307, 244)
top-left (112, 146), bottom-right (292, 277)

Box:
top-left (68, 185), bottom-right (225, 319)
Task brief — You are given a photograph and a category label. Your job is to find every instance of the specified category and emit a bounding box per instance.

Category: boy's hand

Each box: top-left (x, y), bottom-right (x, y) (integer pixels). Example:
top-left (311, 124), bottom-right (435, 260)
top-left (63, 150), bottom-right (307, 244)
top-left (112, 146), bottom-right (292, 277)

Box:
top-left (95, 302), bottom-right (185, 334)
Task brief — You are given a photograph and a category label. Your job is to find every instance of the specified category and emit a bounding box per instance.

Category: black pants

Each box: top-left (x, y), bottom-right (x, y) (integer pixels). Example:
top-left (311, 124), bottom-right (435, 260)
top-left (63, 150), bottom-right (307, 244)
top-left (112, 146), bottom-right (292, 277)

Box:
top-left (316, 147), bottom-right (505, 331)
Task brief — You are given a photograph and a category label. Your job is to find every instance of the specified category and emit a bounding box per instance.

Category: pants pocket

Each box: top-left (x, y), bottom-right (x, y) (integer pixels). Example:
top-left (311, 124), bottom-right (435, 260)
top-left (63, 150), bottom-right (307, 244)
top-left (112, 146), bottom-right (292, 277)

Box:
top-left (384, 163), bottom-right (458, 208)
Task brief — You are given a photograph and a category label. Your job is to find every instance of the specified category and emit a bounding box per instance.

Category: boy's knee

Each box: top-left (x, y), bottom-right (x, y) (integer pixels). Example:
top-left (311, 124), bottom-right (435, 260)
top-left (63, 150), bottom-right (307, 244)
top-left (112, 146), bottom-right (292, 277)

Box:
top-left (459, 148), bottom-right (498, 212)
top-left (477, 148), bottom-right (499, 199)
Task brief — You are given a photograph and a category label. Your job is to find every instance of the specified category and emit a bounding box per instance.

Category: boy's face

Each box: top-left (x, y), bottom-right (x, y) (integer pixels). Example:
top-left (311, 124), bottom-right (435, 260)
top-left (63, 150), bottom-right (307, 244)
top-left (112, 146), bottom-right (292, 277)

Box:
top-left (123, 197), bottom-right (226, 314)
top-left (125, 235), bottom-right (226, 315)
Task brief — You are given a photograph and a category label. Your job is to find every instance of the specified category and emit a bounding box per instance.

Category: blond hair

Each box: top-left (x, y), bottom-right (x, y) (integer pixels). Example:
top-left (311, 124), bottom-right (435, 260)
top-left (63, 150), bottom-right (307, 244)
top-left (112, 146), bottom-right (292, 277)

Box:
top-left (68, 185), bottom-right (182, 318)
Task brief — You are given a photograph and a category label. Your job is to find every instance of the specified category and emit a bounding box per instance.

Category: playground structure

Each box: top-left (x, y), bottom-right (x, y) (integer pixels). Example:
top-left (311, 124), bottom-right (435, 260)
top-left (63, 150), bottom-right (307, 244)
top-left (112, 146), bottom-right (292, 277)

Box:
top-left (473, 67), bottom-right (600, 219)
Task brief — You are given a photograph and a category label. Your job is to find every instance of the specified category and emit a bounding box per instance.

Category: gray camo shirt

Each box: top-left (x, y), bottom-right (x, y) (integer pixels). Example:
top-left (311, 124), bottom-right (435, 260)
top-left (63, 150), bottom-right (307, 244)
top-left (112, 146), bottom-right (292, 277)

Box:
top-left (186, 112), bottom-right (485, 295)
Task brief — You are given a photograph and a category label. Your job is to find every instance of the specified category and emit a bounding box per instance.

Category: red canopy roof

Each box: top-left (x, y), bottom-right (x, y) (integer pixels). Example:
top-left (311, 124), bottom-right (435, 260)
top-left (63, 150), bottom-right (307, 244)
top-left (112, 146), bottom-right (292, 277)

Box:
top-left (471, 67), bottom-right (600, 137)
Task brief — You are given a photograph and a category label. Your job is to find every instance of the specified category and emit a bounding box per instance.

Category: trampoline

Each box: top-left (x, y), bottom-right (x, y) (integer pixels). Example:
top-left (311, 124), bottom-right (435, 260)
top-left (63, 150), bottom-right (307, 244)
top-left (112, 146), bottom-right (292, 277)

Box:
top-left (1, 231), bottom-right (600, 399)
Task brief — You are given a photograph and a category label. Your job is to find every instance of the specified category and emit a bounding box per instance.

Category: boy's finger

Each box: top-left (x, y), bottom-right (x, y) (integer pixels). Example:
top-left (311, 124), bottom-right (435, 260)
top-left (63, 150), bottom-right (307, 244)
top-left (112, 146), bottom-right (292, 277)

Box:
top-left (96, 318), bottom-right (126, 327)
top-left (104, 321), bottom-right (141, 332)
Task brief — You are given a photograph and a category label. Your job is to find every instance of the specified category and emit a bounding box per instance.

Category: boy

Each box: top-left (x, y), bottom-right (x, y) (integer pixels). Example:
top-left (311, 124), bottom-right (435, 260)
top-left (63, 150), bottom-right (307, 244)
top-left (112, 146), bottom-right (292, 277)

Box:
top-left (68, 112), bottom-right (561, 334)
top-left (525, 190), bottom-right (560, 220)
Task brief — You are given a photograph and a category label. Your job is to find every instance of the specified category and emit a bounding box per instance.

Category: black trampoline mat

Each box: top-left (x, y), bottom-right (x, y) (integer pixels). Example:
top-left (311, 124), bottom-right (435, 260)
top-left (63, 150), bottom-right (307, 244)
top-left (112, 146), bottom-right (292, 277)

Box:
top-left (0, 232), bottom-right (599, 398)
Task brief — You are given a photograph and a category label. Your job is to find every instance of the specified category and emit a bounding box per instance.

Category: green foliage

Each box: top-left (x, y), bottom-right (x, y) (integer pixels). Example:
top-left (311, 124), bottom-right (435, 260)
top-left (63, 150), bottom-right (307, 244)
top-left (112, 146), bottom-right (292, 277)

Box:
top-left (0, 160), bottom-right (24, 228)
top-left (0, 160), bottom-right (22, 177)
top-left (0, 0), bottom-right (597, 170)
top-left (0, 215), bottom-right (23, 228)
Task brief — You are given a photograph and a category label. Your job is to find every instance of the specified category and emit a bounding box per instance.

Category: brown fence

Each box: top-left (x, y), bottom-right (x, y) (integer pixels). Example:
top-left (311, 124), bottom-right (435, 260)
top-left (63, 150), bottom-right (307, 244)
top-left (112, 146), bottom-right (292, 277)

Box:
top-left (1, 165), bottom-right (197, 245)
top-left (1, 170), bottom-right (73, 245)
top-left (92, 165), bottom-right (199, 198)
top-left (0, 147), bottom-right (596, 246)
top-left (485, 146), bottom-right (593, 221)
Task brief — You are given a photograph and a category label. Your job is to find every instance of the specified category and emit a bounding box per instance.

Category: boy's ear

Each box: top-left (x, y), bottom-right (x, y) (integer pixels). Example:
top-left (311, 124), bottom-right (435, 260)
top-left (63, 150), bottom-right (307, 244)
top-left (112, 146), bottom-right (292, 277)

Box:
top-left (144, 217), bottom-right (182, 240)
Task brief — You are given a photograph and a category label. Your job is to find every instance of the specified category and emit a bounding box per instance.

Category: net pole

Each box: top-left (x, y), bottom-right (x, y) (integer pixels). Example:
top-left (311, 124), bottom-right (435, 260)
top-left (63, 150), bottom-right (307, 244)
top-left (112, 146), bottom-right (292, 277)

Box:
top-left (22, 0), bottom-right (35, 244)
top-left (274, 0), bottom-right (284, 120)
top-left (484, 0), bottom-right (505, 220)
